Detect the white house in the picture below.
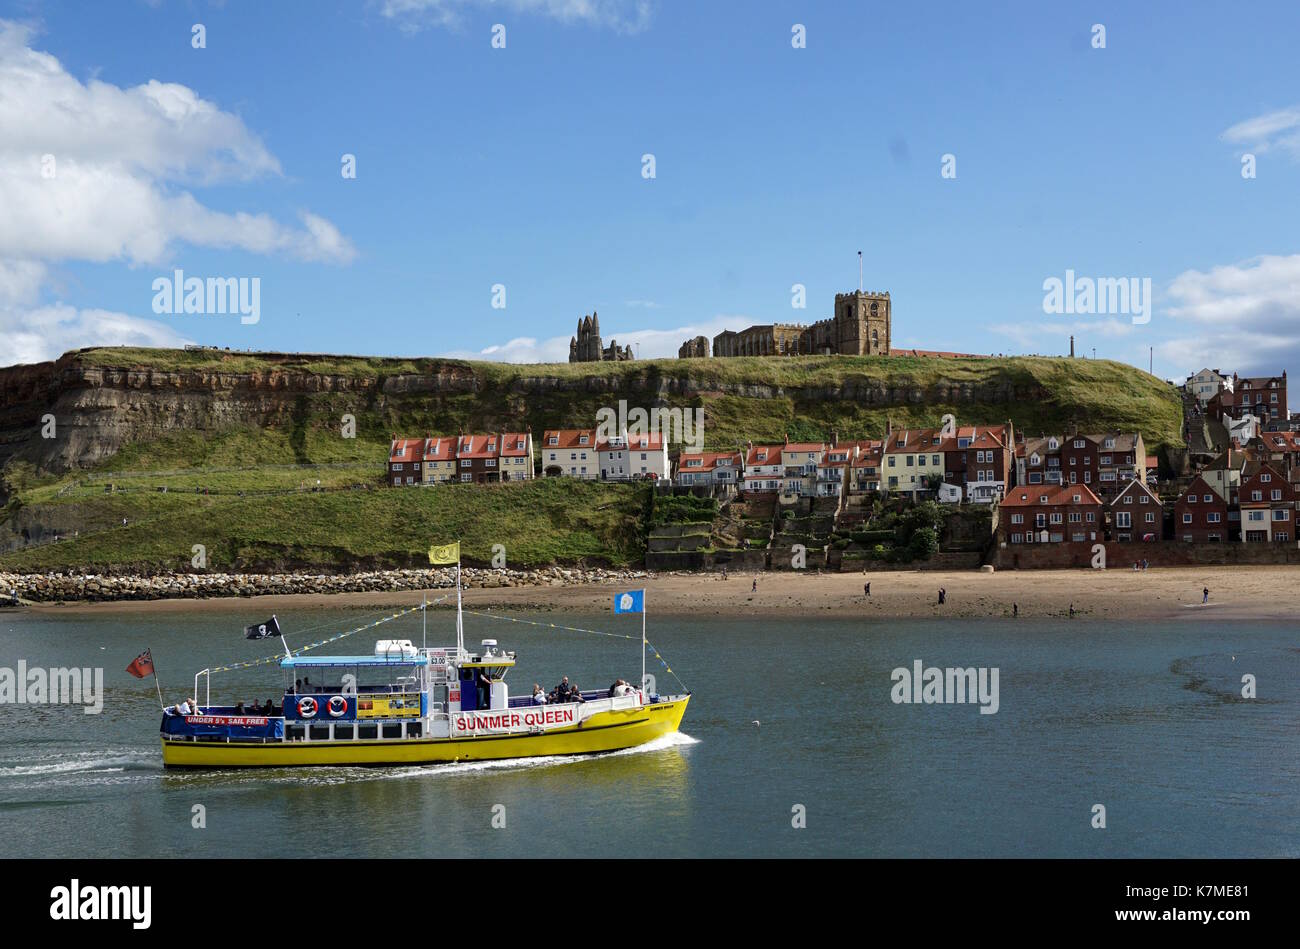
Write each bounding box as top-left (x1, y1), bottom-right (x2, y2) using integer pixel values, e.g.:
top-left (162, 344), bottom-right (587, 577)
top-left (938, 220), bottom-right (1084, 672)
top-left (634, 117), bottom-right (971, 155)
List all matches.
top-left (597, 431), bottom-right (668, 481)
top-left (1186, 368), bottom-right (1229, 405)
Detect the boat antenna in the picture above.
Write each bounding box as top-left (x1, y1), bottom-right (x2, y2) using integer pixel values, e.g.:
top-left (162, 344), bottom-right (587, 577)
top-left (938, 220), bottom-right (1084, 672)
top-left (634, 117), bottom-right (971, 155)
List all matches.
top-left (422, 592), bottom-right (427, 650)
top-left (640, 587), bottom-right (647, 696)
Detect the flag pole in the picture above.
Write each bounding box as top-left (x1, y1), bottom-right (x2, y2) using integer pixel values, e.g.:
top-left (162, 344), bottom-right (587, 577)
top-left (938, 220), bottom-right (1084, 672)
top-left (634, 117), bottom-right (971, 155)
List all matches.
top-left (641, 588), bottom-right (647, 697)
top-left (150, 647), bottom-right (164, 711)
top-left (275, 614), bottom-right (290, 660)
top-left (422, 592), bottom-right (427, 651)
top-left (455, 552), bottom-right (464, 658)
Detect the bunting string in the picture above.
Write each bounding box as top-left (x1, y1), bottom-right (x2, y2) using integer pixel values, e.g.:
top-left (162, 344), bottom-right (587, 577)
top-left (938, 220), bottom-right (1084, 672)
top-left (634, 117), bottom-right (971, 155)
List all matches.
top-left (208, 598), bottom-right (448, 674)
top-left (461, 608), bottom-right (689, 694)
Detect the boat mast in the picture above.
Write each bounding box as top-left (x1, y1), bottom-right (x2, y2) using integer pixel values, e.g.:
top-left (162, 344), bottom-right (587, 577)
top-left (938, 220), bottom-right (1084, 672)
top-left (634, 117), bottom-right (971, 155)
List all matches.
top-left (641, 587), bottom-right (647, 696)
top-left (455, 552), bottom-right (464, 658)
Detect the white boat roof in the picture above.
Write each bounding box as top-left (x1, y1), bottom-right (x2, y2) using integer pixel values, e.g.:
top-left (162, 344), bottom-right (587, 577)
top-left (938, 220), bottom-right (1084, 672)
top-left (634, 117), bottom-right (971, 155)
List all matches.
top-left (279, 655), bottom-right (428, 668)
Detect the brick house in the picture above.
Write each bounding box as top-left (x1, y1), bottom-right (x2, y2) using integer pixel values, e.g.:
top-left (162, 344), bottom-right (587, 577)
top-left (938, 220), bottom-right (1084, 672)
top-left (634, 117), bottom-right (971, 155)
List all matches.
top-left (1238, 461), bottom-right (1295, 543)
top-left (541, 429), bottom-right (598, 479)
top-left (1211, 372), bottom-right (1287, 422)
top-left (388, 438), bottom-right (422, 487)
top-left (940, 423), bottom-right (1013, 503)
top-left (1000, 483), bottom-right (1104, 546)
top-left (1173, 475), bottom-right (1229, 543)
top-left (1108, 478), bottom-right (1162, 542)
top-left (1019, 430), bottom-right (1144, 503)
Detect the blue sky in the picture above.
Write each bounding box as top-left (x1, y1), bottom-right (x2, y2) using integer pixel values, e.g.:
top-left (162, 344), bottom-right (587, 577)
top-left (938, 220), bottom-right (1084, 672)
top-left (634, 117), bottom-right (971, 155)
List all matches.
top-left (3, 0), bottom-right (1300, 380)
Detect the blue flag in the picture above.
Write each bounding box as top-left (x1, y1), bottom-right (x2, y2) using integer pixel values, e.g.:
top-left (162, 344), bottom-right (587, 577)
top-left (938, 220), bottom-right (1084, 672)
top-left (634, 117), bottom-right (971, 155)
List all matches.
top-left (613, 590), bottom-right (645, 614)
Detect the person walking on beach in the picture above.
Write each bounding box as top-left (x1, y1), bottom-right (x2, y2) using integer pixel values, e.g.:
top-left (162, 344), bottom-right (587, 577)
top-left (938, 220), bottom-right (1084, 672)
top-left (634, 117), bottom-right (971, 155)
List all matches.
top-left (937, 588), bottom-right (946, 605)
top-left (864, 582), bottom-right (871, 597)
top-left (1202, 586), bottom-right (1209, 604)
top-left (1012, 602), bottom-right (1018, 618)
top-left (752, 578), bottom-right (757, 593)
top-left (1069, 603), bottom-right (1075, 618)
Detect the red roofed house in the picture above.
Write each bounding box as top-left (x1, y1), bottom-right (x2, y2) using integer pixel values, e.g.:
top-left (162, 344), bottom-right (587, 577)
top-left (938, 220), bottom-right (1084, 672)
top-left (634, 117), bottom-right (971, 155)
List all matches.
top-left (388, 438), bottom-right (422, 487)
top-left (421, 436), bottom-right (456, 484)
top-left (939, 423), bottom-right (1014, 504)
top-left (816, 441), bottom-right (853, 499)
top-left (1173, 475), bottom-right (1229, 543)
top-left (497, 431), bottom-right (535, 482)
top-left (846, 439), bottom-right (883, 493)
top-left (1108, 478), bottom-right (1162, 542)
top-left (999, 483), bottom-right (1103, 547)
top-left (740, 443), bottom-right (785, 494)
top-left (541, 429), bottom-right (598, 479)
top-left (675, 450), bottom-right (743, 490)
top-left (1238, 461), bottom-right (1295, 543)
top-left (781, 437), bottom-right (826, 499)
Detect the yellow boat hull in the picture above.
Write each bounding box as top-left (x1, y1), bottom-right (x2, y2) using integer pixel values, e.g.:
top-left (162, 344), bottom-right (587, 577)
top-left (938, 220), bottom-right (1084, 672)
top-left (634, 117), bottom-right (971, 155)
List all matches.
top-left (161, 696), bottom-right (690, 768)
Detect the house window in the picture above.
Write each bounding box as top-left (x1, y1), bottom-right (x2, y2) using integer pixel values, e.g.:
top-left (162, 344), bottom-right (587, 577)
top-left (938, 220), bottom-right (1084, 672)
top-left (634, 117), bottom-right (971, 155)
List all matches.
top-left (461, 459), bottom-right (471, 467)
top-left (1208, 512), bottom-right (1221, 523)
top-left (461, 474), bottom-right (471, 482)
top-left (392, 464), bottom-right (403, 471)
top-left (1183, 513), bottom-right (1192, 523)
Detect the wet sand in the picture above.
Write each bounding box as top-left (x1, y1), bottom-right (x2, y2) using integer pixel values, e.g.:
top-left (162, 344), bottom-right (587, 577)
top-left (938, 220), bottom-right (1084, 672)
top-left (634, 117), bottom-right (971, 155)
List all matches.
top-left (15, 565), bottom-right (1290, 621)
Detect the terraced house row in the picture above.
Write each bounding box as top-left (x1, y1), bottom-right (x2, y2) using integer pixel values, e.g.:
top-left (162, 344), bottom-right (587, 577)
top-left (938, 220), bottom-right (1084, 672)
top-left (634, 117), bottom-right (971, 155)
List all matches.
top-left (387, 432), bottom-right (535, 486)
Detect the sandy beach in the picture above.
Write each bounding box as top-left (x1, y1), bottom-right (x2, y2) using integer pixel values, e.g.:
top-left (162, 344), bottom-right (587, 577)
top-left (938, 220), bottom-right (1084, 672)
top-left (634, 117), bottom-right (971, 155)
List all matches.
top-left (14, 565), bottom-right (1294, 622)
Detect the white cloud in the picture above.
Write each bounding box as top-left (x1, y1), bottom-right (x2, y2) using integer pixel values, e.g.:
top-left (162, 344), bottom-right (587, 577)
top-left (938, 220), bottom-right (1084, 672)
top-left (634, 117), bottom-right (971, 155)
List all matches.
top-left (440, 314), bottom-right (745, 362)
top-left (0, 19), bottom-right (355, 366)
top-left (381, 0), bottom-right (654, 33)
top-left (1159, 253), bottom-right (1300, 375)
top-left (1221, 107), bottom-right (1300, 159)
top-left (988, 316), bottom-right (1134, 354)
top-left (2, 304), bottom-right (192, 367)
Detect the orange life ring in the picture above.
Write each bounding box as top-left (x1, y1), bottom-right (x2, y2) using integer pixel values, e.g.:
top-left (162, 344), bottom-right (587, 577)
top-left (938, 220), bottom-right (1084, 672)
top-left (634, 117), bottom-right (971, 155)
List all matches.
top-left (297, 696), bottom-right (318, 718)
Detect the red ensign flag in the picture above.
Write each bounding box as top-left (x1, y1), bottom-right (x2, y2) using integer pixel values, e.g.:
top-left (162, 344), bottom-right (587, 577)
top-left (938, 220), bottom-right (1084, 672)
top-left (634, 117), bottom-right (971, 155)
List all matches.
top-left (126, 649), bottom-right (154, 679)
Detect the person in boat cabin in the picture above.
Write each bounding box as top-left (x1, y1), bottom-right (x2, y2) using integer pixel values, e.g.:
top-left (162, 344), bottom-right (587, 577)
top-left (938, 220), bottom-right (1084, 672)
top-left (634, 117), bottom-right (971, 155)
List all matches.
top-left (532, 684), bottom-right (547, 704)
top-left (477, 671), bottom-right (493, 709)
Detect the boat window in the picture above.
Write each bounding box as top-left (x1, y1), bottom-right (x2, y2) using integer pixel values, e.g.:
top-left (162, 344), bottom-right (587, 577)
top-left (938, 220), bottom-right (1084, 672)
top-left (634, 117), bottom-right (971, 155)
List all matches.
top-left (382, 723), bottom-right (403, 739)
top-left (287, 724), bottom-right (306, 742)
top-left (406, 722), bottom-right (422, 738)
top-left (310, 725), bottom-right (330, 741)
top-left (334, 724), bottom-right (355, 740)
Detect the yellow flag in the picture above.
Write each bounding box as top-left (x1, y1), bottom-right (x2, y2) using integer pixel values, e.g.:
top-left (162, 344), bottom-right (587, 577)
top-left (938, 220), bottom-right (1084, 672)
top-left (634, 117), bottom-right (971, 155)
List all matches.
top-left (428, 542), bottom-right (460, 565)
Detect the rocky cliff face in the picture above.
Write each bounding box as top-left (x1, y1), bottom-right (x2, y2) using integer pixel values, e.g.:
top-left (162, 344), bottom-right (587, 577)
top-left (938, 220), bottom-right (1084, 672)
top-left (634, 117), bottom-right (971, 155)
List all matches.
top-left (1, 348), bottom-right (1150, 483)
top-left (0, 350), bottom-right (1050, 476)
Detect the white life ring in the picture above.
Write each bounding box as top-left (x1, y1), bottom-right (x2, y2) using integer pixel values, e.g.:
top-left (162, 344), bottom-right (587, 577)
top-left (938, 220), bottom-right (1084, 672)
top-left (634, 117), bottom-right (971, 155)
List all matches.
top-left (327, 695), bottom-right (348, 718)
top-left (298, 696), bottom-right (318, 719)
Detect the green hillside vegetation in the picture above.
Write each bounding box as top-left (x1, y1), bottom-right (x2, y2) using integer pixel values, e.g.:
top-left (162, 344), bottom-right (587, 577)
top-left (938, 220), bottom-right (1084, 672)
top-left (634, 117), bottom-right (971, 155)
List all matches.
top-left (0, 348), bottom-right (1183, 573)
top-left (1, 478), bottom-right (647, 572)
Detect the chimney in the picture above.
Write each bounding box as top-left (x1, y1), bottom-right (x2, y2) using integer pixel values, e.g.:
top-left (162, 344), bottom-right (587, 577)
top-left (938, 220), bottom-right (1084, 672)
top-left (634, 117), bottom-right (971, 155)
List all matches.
top-left (784, 433), bottom-right (790, 446)
top-left (830, 428), bottom-right (839, 447)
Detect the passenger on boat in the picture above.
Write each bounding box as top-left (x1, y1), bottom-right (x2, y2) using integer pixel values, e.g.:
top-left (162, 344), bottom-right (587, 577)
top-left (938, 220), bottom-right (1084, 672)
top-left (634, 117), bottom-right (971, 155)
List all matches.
top-left (294, 679), bottom-right (302, 694)
top-left (477, 671), bottom-right (493, 709)
top-left (568, 684), bottom-right (585, 704)
top-left (235, 701), bottom-right (245, 714)
top-left (553, 676), bottom-right (571, 703)
top-left (609, 679), bottom-right (634, 697)
top-left (531, 684), bottom-right (547, 704)
top-left (263, 699), bottom-right (275, 715)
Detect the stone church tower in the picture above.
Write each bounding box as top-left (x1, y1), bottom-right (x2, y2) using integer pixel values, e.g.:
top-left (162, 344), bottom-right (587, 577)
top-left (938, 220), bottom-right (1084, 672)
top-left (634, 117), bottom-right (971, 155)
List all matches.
top-left (833, 290), bottom-right (891, 355)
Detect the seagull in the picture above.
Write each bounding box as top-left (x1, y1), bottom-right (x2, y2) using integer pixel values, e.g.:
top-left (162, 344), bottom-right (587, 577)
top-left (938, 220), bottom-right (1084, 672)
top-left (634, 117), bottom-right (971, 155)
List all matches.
top-left (751, 720), bottom-right (760, 726)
